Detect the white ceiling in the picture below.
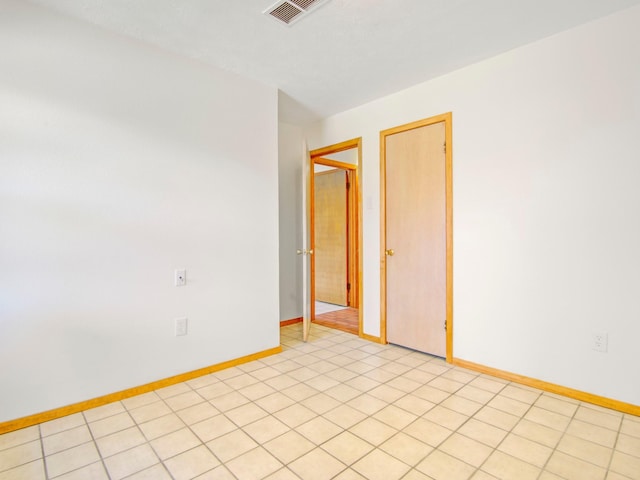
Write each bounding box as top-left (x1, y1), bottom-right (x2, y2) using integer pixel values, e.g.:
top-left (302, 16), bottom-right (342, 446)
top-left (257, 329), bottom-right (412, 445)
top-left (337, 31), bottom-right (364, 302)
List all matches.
top-left (27, 0), bottom-right (640, 125)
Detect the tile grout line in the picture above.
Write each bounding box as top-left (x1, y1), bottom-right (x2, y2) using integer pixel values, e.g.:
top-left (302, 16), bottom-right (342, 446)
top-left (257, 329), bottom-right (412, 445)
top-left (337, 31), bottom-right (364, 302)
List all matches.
top-left (80, 409), bottom-right (112, 480)
top-left (37, 424), bottom-right (49, 480)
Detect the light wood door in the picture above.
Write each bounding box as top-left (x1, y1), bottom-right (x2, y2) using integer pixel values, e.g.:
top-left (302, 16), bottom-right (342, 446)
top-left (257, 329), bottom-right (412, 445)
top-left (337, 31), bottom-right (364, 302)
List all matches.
top-left (314, 169), bottom-right (348, 306)
top-left (385, 120), bottom-right (446, 356)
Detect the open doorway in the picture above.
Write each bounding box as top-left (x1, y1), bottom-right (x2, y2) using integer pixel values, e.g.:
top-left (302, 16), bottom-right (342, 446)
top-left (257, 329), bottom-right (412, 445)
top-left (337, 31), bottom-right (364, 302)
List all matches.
top-left (309, 139), bottom-right (362, 336)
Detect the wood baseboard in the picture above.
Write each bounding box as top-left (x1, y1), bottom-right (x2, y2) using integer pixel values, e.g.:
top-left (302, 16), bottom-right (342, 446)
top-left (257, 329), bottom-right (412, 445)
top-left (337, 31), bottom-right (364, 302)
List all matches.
top-left (452, 357), bottom-right (640, 416)
top-left (0, 346), bottom-right (282, 435)
top-left (280, 317), bottom-right (303, 326)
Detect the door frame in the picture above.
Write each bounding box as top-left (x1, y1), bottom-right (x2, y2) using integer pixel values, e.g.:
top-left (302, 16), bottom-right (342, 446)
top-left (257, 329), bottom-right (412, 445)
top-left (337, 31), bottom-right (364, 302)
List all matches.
top-left (380, 113), bottom-right (453, 362)
top-left (309, 138), bottom-right (363, 336)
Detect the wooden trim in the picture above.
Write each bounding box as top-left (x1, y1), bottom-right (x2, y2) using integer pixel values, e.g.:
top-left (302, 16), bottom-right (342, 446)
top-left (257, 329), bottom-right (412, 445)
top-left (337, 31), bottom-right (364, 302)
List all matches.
top-left (280, 317), bottom-right (303, 326)
top-left (452, 358), bottom-right (640, 416)
top-left (360, 332), bottom-right (385, 344)
top-left (315, 157), bottom-right (357, 171)
top-left (380, 113), bottom-right (453, 361)
top-left (444, 112), bottom-right (453, 363)
top-left (310, 138), bottom-right (361, 159)
top-left (0, 346), bottom-right (282, 435)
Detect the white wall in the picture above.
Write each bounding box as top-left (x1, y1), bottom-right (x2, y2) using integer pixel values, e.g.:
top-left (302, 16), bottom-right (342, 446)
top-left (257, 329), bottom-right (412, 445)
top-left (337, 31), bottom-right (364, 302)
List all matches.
top-left (0, 1), bottom-right (279, 422)
top-left (304, 6), bottom-right (640, 405)
top-left (278, 123), bottom-right (303, 321)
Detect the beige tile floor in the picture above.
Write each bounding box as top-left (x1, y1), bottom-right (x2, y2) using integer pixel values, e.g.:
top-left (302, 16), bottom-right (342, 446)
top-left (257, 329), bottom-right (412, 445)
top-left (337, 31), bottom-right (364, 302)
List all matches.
top-left (1, 323), bottom-right (639, 480)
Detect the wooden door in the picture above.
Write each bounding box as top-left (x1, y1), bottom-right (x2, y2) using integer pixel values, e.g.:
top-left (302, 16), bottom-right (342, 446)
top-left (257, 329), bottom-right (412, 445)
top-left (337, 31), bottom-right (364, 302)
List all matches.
top-left (384, 118), bottom-right (448, 356)
top-left (314, 168), bottom-right (348, 306)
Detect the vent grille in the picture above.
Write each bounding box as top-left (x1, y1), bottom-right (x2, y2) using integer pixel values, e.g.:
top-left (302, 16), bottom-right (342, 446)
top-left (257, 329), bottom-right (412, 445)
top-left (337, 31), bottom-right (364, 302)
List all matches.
top-left (290, 0), bottom-right (318, 9)
top-left (269, 2), bottom-right (303, 24)
top-left (264, 0), bottom-right (329, 26)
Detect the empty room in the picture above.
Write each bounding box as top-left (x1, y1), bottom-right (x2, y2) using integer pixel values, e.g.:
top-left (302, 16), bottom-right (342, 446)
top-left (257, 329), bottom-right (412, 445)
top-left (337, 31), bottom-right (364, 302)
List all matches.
top-left (1, 1), bottom-right (639, 479)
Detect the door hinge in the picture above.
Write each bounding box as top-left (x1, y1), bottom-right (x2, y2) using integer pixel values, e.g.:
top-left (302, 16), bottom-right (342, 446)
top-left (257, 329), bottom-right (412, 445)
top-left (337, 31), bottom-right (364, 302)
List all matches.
top-left (346, 182), bottom-right (351, 189)
top-left (444, 320), bottom-right (447, 331)
top-left (347, 283), bottom-right (351, 291)
top-left (443, 142), bottom-right (446, 153)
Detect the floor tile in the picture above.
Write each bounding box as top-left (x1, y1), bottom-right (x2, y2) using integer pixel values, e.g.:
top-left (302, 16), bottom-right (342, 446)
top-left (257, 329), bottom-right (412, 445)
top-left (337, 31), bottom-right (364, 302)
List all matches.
top-left (288, 448), bottom-right (346, 480)
top-left (41, 425), bottom-right (92, 456)
top-left (243, 415), bottom-right (290, 444)
top-left (88, 412), bottom-right (135, 439)
top-left (0, 440), bottom-right (42, 472)
top-left (273, 404), bottom-right (317, 428)
top-left (190, 414), bottom-right (238, 443)
top-left (321, 431), bottom-right (374, 466)
top-left (574, 406), bottom-right (622, 431)
top-left (150, 427), bottom-right (201, 460)
top-left (263, 430), bottom-right (315, 464)
top-left (295, 416), bottom-right (342, 445)
top-left (163, 445), bottom-right (220, 480)
top-left (350, 417), bottom-right (397, 446)
top-left (224, 402), bottom-right (268, 427)
top-left (497, 432), bottom-right (553, 467)
top-left (0, 427), bottom-right (39, 451)
top-left (393, 394), bottom-right (436, 417)
top-left (225, 447), bottom-right (283, 480)
top-left (95, 426), bottom-right (146, 458)
top-left (129, 401), bottom-right (172, 424)
top-left (373, 404), bottom-right (417, 430)
top-left (535, 394), bottom-right (579, 417)
top-left (556, 433), bottom-right (613, 468)
top-left (481, 450), bottom-right (541, 480)
top-left (609, 451), bottom-right (640, 479)
top-left (103, 443), bottom-right (158, 480)
top-left (379, 432), bottom-right (432, 466)
top-left (487, 394), bottom-right (530, 417)
top-left (121, 392), bottom-right (162, 411)
top-left (439, 432), bottom-right (493, 467)
top-left (423, 405), bottom-right (468, 430)
top-left (208, 391), bottom-right (251, 412)
top-left (346, 394), bottom-right (388, 416)
top-left (206, 429), bottom-right (258, 462)
top-left (176, 401), bottom-right (219, 426)
top-left (40, 414), bottom-right (86, 438)
top-left (499, 384), bottom-right (540, 404)
top-left (125, 463), bottom-right (173, 480)
top-left (155, 383), bottom-right (192, 400)
top-left (511, 418), bottom-right (563, 448)
top-left (138, 414), bottom-right (185, 440)
top-left (83, 402), bottom-right (126, 423)
top-left (415, 449), bottom-right (476, 480)
top-left (620, 417), bottom-right (640, 439)
top-left (403, 418), bottom-right (452, 448)
top-left (164, 391), bottom-right (206, 412)
top-left (566, 419), bottom-right (618, 448)
top-left (54, 461), bottom-right (109, 480)
top-left (615, 433), bottom-right (640, 458)
top-left (352, 449), bottom-right (410, 480)
top-left (300, 393), bottom-right (342, 415)
top-left (0, 460), bottom-right (45, 480)
top-left (45, 442), bottom-right (100, 478)
top-left (545, 450), bottom-right (608, 480)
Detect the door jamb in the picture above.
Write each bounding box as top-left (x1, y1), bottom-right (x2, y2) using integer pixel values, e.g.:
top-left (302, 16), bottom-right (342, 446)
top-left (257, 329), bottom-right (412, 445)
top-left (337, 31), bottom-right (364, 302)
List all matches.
top-left (380, 113), bottom-right (453, 362)
top-left (309, 138), bottom-right (363, 337)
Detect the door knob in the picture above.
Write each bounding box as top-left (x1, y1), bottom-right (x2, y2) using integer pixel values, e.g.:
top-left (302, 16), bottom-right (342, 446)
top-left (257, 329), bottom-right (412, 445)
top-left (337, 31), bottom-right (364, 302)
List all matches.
top-left (385, 249), bottom-right (395, 256)
top-left (296, 249), bottom-right (303, 255)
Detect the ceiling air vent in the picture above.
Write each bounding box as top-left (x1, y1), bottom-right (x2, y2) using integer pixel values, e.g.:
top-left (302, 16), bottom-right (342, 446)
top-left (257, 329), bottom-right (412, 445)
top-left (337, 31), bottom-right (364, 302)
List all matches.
top-left (264, 0), bottom-right (330, 26)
